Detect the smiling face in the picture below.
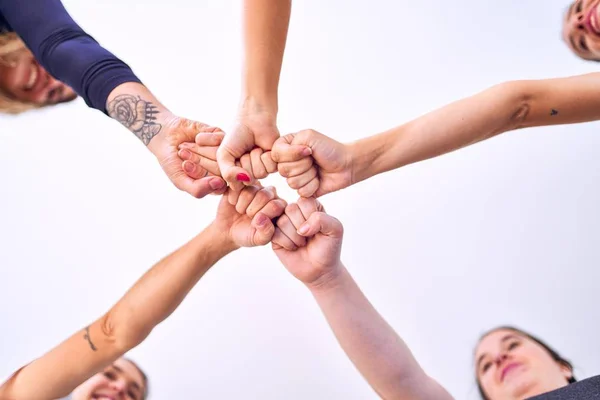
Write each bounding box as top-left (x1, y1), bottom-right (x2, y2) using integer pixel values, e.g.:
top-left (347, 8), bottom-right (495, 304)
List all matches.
top-left (0, 48), bottom-right (77, 106)
top-left (474, 329), bottom-right (573, 400)
top-left (70, 358), bottom-right (146, 400)
top-left (563, 0), bottom-right (600, 60)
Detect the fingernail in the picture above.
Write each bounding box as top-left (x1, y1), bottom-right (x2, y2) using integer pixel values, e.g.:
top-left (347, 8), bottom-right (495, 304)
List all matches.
top-left (302, 147), bottom-right (312, 156)
top-left (237, 173), bottom-right (251, 182)
top-left (179, 149), bottom-right (192, 159)
top-left (183, 162), bottom-right (195, 173)
top-left (256, 214), bottom-right (268, 227)
top-left (209, 178), bottom-right (225, 190)
top-left (297, 224), bottom-right (309, 235)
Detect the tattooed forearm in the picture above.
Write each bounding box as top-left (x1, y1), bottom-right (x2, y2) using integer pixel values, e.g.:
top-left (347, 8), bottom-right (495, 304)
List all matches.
top-left (108, 94), bottom-right (162, 145)
top-left (83, 326), bottom-right (97, 351)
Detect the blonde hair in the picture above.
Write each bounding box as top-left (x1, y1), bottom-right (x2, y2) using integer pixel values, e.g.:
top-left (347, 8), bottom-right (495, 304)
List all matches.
top-left (0, 32), bottom-right (42, 114)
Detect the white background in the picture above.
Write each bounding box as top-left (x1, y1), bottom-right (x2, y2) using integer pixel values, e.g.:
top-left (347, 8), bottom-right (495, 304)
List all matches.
top-left (1, 0), bottom-right (599, 398)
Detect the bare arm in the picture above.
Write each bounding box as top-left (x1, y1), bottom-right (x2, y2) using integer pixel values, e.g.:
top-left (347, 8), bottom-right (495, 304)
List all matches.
top-left (0, 223), bottom-right (236, 400)
top-left (274, 203), bottom-right (452, 400)
top-left (240, 0), bottom-right (291, 112)
top-left (310, 266), bottom-right (453, 400)
top-left (351, 72), bottom-right (600, 183)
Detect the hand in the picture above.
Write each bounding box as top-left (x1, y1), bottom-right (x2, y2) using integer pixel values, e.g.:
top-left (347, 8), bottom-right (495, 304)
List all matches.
top-left (271, 129), bottom-right (354, 198)
top-left (216, 103), bottom-right (283, 191)
top-left (272, 197), bottom-right (344, 287)
top-left (214, 185), bottom-right (287, 248)
top-left (148, 116), bottom-right (227, 198)
top-left (179, 139), bottom-right (278, 183)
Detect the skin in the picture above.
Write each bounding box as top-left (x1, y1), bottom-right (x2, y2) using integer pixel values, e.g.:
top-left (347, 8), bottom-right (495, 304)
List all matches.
top-left (71, 358), bottom-right (146, 400)
top-left (563, 0), bottom-right (600, 60)
top-left (216, 0), bottom-right (294, 190)
top-left (475, 329), bottom-right (572, 400)
top-left (0, 185), bottom-right (285, 400)
top-left (0, 49), bottom-right (77, 105)
top-left (271, 198), bottom-right (453, 400)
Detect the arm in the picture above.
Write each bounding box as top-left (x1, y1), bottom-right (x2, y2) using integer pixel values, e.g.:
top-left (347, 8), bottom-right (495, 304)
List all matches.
top-left (241, 0), bottom-right (291, 113)
top-left (216, 0), bottom-right (292, 189)
top-left (272, 199), bottom-right (453, 400)
top-left (351, 72), bottom-right (600, 183)
top-left (0, 223), bottom-right (236, 400)
top-left (0, 0), bottom-right (140, 112)
top-left (0, 185), bottom-right (284, 400)
top-left (0, 0), bottom-right (227, 197)
top-left (310, 267), bottom-right (453, 400)
top-left (271, 72), bottom-right (600, 198)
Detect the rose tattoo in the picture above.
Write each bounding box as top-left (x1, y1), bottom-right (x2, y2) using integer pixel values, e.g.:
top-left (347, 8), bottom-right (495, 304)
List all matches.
top-left (108, 95), bottom-right (162, 145)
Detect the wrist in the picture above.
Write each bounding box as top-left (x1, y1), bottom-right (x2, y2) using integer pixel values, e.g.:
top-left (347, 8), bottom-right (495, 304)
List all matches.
top-left (205, 222), bottom-right (240, 254)
top-left (347, 129), bottom-right (398, 185)
top-left (106, 82), bottom-right (174, 151)
top-left (306, 262), bottom-right (348, 294)
top-left (238, 94), bottom-right (278, 118)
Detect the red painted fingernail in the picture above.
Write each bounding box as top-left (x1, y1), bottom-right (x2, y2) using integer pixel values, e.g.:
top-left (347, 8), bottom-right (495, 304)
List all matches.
top-left (237, 173), bottom-right (251, 182)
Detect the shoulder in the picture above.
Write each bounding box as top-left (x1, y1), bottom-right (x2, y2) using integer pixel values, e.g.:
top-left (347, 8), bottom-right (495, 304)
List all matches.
top-left (529, 375), bottom-right (600, 400)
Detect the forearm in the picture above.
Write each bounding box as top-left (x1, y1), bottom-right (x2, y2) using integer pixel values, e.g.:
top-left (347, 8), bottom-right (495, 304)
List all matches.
top-left (106, 82), bottom-right (174, 149)
top-left (310, 266), bottom-right (452, 400)
top-left (107, 222), bottom-right (237, 345)
top-left (241, 0), bottom-right (291, 113)
top-left (0, 223), bottom-right (237, 399)
top-left (350, 73), bottom-right (600, 184)
top-left (349, 82), bottom-right (527, 184)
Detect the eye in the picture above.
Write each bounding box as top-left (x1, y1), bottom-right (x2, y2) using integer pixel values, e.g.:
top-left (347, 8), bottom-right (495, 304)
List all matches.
top-left (482, 361), bottom-right (492, 373)
top-left (576, 0), bottom-right (583, 13)
top-left (104, 371), bottom-right (116, 380)
top-left (127, 390), bottom-right (138, 399)
top-left (508, 341), bottom-right (520, 350)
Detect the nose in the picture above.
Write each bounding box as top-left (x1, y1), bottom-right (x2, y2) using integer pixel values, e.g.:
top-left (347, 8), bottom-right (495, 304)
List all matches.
top-left (570, 7), bottom-right (587, 32)
top-left (110, 378), bottom-right (128, 392)
top-left (494, 352), bottom-right (509, 366)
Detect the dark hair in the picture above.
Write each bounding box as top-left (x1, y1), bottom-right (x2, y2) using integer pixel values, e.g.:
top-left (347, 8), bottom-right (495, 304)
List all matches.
top-left (475, 326), bottom-right (576, 400)
top-left (124, 358), bottom-right (150, 399)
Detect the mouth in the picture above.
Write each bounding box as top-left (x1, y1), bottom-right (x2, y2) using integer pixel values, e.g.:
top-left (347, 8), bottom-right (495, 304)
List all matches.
top-left (24, 62), bottom-right (39, 90)
top-left (500, 362), bottom-right (522, 382)
top-left (91, 395), bottom-right (116, 400)
top-left (586, 2), bottom-right (600, 35)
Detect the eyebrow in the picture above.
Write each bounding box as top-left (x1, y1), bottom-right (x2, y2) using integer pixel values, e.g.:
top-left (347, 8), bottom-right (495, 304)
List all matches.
top-left (476, 334), bottom-right (520, 369)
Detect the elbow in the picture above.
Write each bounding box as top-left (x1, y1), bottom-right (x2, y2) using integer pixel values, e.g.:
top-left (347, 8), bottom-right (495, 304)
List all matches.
top-left (100, 309), bottom-right (153, 353)
top-left (489, 80), bottom-right (533, 131)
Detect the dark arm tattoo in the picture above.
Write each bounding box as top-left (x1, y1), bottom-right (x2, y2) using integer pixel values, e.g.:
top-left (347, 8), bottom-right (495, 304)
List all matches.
top-left (107, 94), bottom-right (162, 145)
top-left (550, 109), bottom-right (558, 116)
top-left (83, 326), bottom-right (97, 351)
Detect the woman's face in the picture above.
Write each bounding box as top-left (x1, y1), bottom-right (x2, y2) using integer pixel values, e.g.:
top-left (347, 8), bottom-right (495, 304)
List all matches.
top-left (474, 329), bottom-right (572, 400)
top-left (0, 49), bottom-right (77, 106)
top-left (71, 358), bottom-right (146, 400)
top-left (563, 0), bottom-right (600, 60)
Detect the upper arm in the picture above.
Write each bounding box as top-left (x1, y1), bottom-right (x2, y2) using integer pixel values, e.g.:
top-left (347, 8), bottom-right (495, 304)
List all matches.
top-left (0, 314), bottom-right (127, 400)
top-left (0, 0), bottom-right (141, 111)
top-left (509, 72), bottom-right (600, 129)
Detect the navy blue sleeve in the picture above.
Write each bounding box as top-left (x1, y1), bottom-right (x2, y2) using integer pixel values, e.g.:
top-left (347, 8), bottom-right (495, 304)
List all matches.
top-left (0, 0), bottom-right (142, 113)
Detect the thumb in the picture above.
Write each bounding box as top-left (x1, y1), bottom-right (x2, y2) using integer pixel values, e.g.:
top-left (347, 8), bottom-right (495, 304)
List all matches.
top-left (251, 212), bottom-right (276, 246)
top-left (271, 134), bottom-right (312, 163)
top-left (296, 212), bottom-right (343, 239)
top-left (217, 146), bottom-right (252, 191)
